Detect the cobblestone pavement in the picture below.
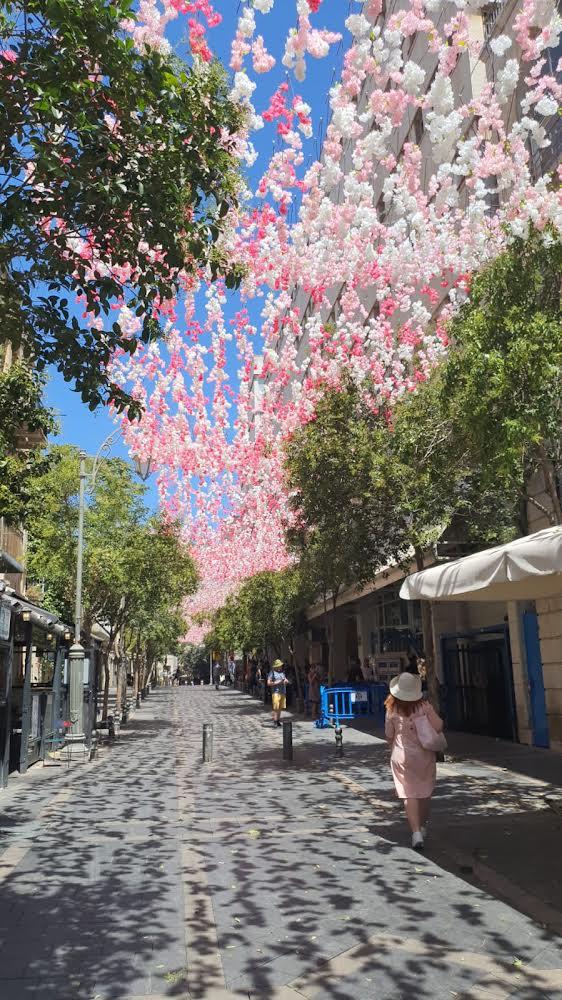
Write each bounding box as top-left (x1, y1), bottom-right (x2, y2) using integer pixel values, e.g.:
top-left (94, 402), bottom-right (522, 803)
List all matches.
top-left (0, 687), bottom-right (561, 1000)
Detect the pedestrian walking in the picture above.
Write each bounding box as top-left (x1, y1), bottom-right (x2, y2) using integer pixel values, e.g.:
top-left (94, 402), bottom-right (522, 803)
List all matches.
top-left (268, 658), bottom-right (290, 727)
top-left (307, 664), bottom-right (321, 720)
top-left (228, 654), bottom-right (236, 686)
top-left (212, 659), bottom-right (221, 691)
top-left (384, 672), bottom-right (446, 851)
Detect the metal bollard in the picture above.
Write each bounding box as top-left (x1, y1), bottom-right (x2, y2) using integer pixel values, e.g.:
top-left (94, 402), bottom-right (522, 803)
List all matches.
top-left (282, 720), bottom-right (293, 762)
top-left (334, 724), bottom-right (344, 757)
top-left (202, 722), bottom-right (214, 763)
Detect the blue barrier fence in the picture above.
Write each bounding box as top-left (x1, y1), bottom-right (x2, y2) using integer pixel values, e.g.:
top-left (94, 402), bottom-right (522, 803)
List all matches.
top-left (315, 683), bottom-right (387, 729)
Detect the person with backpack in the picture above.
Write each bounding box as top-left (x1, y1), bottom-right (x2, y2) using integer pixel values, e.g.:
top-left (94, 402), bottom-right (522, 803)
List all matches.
top-left (267, 658), bottom-right (290, 727)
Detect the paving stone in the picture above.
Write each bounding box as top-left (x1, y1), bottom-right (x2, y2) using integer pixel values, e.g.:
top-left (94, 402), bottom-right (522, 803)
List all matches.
top-left (0, 689), bottom-right (560, 1000)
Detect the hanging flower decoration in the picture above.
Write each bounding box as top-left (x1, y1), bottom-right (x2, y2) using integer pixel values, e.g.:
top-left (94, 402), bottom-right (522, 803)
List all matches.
top-left (109, 0), bottom-right (562, 638)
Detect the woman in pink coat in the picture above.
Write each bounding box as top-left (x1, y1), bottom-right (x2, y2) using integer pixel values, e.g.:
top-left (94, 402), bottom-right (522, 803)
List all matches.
top-left (385, 671), bottom-right (444, 851)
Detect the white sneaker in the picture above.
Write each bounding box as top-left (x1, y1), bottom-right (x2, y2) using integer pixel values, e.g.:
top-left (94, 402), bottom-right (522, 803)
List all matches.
top-left (412, 831), bottom-right (424, 851)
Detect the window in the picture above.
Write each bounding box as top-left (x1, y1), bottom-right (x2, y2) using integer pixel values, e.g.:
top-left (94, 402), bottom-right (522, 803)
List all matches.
top-left (297, 296), bottom-right (315, 346)
top-left (482, 1), bottom-right (507, 38)
top-left (483, 177), bottom-right (500, 215)
top-left (545, 31), bottom-right (562, 78)
top-left (326, 287), bottom-right (344, 327)
top-left (408, 108), bottom-right (424, 145)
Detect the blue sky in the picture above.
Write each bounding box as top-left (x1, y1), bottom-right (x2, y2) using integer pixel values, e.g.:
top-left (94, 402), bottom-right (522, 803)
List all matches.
top-left (46, 1), bottom-right (354, 508)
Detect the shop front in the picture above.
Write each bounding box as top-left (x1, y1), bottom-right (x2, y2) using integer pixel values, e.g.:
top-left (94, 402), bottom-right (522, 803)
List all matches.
top-left (10, 605), bottom-right (72, 775)
top-left (0, 584), bottom-right (73, 783)
top-left (0, 599), bottom-right (14, 787)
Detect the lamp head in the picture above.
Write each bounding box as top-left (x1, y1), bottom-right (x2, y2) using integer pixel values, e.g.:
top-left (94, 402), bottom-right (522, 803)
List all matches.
top-left (133, 454), bottom-right (154, 481)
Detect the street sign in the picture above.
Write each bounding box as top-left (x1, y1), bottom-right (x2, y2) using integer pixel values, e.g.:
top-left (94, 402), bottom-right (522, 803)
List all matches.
top-left (350, 691), bottom-right (368, 703)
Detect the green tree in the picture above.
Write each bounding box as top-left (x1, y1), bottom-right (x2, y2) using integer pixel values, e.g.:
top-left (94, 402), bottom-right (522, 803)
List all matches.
top-left (124, 520), bottom-right (197, 699)
top-left (0, 0), bottom-right (244, 414)
top-left (443, 230), bottom-right (562, 525)
top-left (206, 568), bottom-right (308, 685)
top-left (284, 378), bottom-right (519, 701)
top-left (180, 644), bottom-right (210, 684)
top-left (284, 386), bottom-right (399, 683)
top-left (382, 375), bottom-right (519, 704)
top-left (26, 446), bottom-right (197, 717)
top-left (26, 446), bottom-right (147, 714)
top-left (0, 361), bottom-right (56, 523)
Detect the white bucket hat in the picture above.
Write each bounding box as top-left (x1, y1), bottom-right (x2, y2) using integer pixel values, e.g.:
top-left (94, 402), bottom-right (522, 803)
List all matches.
top-left (389, 672), bottom-right (422, 702)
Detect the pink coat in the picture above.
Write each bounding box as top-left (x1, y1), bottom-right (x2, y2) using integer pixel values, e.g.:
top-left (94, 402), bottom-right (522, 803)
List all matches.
top-left (385, 702), bottom-right (444, 800)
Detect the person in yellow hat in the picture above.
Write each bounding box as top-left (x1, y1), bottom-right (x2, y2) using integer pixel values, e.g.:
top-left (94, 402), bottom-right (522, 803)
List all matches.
top-left (268, 659), bottom-right (290, 727)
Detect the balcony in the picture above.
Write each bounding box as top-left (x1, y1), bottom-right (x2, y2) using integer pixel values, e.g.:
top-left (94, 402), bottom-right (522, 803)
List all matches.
top-left (0, 519), bottom-right (25, 573)
top-left (13, 423), bottom-right (47, 451)
top-left (529, 114), bottom-right (562, 182)
top-left (482, 1), bottom-right (508, 38)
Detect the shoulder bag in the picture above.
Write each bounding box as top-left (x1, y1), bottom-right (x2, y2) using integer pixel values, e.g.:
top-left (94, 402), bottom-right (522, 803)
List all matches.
top-left (414, 708), bottom-right (447, 753)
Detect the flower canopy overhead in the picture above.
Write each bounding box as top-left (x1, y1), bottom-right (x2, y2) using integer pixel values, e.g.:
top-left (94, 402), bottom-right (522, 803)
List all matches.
top-left (109, 0), bottom-right (561, 639)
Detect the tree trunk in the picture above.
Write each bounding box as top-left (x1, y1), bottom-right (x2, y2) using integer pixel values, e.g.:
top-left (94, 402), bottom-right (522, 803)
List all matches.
top-left (414, 547), bottom-right (440, 710)
top-left (101, 650), bottom-right (111, 722)
top-left (537, 445), bottom-right (562, 525)
top-left (115, 655), bottom-right (123, 713)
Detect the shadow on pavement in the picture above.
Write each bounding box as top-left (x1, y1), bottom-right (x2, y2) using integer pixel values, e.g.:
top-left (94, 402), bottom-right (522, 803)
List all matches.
top-left (0, 687), bottom-right (559, 1000)
top-left (179, 688), bottom-right (562, 1000)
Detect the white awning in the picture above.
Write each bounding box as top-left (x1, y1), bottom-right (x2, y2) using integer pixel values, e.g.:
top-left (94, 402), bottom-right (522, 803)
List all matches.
top-left (399, 526), bottom-right (562, 603)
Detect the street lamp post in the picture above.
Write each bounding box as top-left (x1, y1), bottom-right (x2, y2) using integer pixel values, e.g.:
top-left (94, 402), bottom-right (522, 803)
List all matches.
top-left (67, 451), bottom-right (88, 750)
top-left (68, 431), bottom-right (155, 754)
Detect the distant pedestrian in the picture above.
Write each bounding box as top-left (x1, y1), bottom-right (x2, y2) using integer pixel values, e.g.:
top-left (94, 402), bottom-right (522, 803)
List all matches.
top-left (212, 660), bottom-right (221, 691)
top-left (308, 664), bottom-right (321, 720)
top-left (384, 672), bottom-right (445, 852)
top-left (250, 659), bottom-right (259, 696)
top-left (417, 657), bottom-right (428, 694)
top-left (228, 655), bottom-right (236, 686)
top-left (268, 658), bottom-right (290, 727)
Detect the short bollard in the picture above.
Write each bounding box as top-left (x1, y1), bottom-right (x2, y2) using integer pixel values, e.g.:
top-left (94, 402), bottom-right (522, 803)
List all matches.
top-left (202, 722), bottom-right (214, 763)
top-left (282, 720), bottom-right (293, 762)
top-left (334, 724), bottom-right (344, 756)
top-left (136, 692), bottom-right (141, 709)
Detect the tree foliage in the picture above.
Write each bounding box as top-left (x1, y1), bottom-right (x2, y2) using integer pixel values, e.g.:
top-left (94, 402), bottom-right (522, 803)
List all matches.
top-left (0, 0), bottom-right (245, 413)
top-left (443, 229), bottom-right (562, 524)
top-left (207, 567), bottom-right (306, 657)
top-left (123, 519), bottom-right (198, 684)
top-left (0, 360), bottom-right (56, 523)
top-left (26, 445), bottom-right (197, 639)
top-left (284, 386), bottom-right (398, 597)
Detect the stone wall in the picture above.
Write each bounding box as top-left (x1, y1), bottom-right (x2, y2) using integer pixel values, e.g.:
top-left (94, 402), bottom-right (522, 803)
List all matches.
top-left (535, 596), bottom-right (562, 753)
